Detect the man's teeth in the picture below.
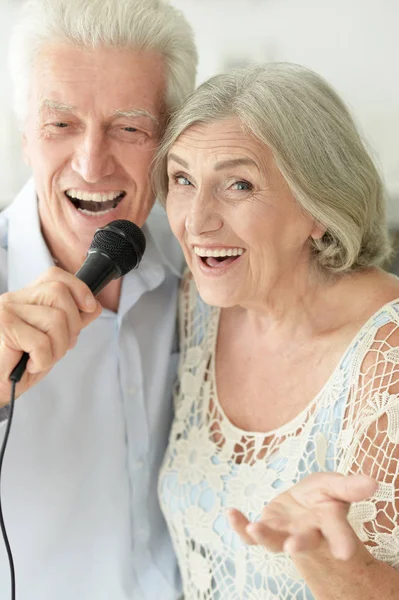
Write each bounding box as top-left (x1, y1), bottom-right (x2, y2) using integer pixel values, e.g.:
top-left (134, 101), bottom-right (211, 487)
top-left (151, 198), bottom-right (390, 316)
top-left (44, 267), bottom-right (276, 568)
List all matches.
top-left (66, 189), bottom-right (123, 202)
top-left (194, 247), bottom-right (244, 257)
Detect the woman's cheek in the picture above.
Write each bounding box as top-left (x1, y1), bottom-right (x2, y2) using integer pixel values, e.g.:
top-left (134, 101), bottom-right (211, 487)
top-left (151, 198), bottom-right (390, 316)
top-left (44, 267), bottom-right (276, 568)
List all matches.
top-left (166, 201), bottom-right (184, 241)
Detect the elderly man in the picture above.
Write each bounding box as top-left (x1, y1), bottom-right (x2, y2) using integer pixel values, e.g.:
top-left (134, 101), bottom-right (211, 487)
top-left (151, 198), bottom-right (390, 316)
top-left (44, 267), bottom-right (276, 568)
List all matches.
top-left (0, 0), bottom-right (197, 598)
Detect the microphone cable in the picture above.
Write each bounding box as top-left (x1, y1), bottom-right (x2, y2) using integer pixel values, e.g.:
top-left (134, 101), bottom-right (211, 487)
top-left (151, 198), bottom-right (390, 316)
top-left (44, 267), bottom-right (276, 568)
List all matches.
top-left (0, 356), bottom-right (24, 600)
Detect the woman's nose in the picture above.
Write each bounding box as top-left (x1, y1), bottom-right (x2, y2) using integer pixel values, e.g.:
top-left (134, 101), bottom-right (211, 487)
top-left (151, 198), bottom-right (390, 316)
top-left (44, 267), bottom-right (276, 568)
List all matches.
top-left (185, 191), bottom-right (223, 236)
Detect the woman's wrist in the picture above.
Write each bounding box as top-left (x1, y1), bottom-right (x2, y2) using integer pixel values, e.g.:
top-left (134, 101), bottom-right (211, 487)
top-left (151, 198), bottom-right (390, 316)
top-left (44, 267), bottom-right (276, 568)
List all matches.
top-left (291, 538), bottom-right (377, 584)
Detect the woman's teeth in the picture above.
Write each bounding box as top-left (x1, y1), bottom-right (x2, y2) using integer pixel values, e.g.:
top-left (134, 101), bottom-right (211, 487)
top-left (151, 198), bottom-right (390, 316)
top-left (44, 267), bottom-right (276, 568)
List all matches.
top-left (193, 246), bottom-right (245, 269)
top-left (65, 189), bottom-right (125, 214)
top-left (194, 247), bottom-right (244, 257)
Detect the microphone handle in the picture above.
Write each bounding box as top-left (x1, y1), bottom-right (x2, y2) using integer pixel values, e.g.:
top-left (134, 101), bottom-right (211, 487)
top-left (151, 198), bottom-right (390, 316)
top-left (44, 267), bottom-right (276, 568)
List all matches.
top-left (75, 250), bottom-right (120, 296)
top-left (9, 251), bottom-right (120, 383)
top-left (9, 354), bottom-right (29, 383)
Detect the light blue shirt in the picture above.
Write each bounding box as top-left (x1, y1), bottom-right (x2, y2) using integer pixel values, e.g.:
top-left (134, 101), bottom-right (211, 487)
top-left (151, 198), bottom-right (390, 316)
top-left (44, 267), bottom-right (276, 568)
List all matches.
top-left (0, 180), bottom-right (183, 600)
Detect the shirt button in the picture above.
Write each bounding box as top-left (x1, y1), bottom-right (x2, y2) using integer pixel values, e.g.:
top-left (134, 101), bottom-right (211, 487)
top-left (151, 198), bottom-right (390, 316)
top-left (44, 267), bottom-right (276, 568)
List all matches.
top-left (128, 385), bottom-right (138, 396)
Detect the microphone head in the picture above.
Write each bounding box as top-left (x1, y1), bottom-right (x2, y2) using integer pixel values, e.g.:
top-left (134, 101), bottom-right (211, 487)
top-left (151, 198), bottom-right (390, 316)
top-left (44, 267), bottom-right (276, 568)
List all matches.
top-left (90, 220), bottom-right (146, 276)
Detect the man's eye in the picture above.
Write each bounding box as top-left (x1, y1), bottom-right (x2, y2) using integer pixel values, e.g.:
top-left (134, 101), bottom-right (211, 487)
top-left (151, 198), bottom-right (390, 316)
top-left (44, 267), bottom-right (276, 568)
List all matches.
top-left (232, 180), bottom-right (252, 191)
top-left (53, 122), bottom-right (69, 128)
top-left (123, 127), bottom-right (138, 133)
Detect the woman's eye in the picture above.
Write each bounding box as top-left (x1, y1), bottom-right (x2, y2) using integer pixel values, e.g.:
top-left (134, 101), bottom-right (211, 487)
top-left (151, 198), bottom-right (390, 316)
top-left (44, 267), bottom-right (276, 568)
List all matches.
top-left (232, 180), bottom-right (252, 191)
top-left (175, 175), bottom-right (191, 186)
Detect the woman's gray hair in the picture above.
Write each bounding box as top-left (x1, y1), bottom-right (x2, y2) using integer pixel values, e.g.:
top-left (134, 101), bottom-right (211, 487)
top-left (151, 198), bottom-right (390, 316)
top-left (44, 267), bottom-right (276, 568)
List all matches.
top-left (9, 0), bottom-right (197, 126)
top-left (153, 63), bottom-right (392, 274)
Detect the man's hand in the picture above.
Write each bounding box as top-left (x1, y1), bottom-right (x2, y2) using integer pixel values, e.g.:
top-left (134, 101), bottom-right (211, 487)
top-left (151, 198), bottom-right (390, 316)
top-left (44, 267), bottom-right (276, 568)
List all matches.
top-left (0, 267), bottom-right (102, 406)
top-left (227, 472), bottom-right (377, 560)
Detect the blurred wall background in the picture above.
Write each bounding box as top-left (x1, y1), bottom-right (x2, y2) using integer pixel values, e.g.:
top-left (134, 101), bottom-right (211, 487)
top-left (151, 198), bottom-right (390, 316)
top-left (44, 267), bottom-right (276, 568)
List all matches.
top-left (1, 0), bottom-right (398, 227)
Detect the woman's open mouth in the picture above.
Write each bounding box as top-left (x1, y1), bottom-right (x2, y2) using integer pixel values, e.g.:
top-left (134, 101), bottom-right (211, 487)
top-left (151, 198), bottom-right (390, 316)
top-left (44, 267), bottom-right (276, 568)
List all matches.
top-left (65, 189), bottom-right (126, 215)
top-left (194, 246), bottom-right (245, 269)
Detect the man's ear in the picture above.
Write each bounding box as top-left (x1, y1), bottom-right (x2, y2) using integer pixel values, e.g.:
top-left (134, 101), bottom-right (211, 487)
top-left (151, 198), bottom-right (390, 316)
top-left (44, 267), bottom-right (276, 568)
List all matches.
top-left (22, 132), bottom-right (31, 167)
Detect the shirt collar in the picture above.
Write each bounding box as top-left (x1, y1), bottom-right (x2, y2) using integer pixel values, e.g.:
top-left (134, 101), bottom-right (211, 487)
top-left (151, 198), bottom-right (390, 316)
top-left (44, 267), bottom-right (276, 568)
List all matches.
top-left (4, 179), bottom-right (184, 300)
top-left (5, 179), bottom-right (55, 292)
top-left (116, 202), bottom-right (184, 318)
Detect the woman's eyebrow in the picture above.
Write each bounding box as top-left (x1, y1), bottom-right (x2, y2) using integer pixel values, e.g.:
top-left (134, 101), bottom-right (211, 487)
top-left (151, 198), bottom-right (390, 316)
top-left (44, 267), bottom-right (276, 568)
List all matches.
top-left (167, 155), bottom-right (258, 171)
top-left (168, 153), bottom-right (189, 168)
top-left (213, 158), bottom-right (258, 171)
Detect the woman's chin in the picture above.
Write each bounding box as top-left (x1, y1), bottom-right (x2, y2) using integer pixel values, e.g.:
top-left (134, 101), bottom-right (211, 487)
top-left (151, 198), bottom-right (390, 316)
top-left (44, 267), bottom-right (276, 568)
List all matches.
top-left (196, 285), bottom-right (238, 308)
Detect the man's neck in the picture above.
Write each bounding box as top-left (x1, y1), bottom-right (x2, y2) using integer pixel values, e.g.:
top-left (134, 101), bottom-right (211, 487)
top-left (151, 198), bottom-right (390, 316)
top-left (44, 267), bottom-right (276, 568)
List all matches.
top-left (95, 278), bottom-right (122, 312)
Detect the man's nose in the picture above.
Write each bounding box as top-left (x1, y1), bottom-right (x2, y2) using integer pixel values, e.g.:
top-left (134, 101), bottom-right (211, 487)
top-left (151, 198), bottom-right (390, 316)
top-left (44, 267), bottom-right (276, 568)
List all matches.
top-left (185, 189), bottom-right (223, 236)
top-left (71, 129), bottom-right (116, 183)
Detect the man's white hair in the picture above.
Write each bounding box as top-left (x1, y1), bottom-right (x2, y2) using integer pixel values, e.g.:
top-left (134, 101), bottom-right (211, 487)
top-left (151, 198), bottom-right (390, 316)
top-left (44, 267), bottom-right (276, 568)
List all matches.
top-left (9, 0), bottom-right (198, 127)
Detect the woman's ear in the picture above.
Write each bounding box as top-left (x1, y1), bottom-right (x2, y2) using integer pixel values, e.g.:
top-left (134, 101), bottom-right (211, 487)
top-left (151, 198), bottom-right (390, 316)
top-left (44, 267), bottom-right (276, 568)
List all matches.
top-left (310, 221), bottom-right (326, 240)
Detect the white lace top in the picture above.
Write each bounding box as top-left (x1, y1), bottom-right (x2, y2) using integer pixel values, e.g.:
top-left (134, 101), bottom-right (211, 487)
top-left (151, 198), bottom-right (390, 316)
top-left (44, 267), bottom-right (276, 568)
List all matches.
top-left (159, 272), bottom-right (399, 599)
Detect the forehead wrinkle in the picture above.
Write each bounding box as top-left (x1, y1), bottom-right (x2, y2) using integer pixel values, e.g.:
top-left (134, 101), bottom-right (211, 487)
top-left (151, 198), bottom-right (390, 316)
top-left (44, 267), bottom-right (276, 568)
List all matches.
top-left (172, 129), bottom-right (264, 169)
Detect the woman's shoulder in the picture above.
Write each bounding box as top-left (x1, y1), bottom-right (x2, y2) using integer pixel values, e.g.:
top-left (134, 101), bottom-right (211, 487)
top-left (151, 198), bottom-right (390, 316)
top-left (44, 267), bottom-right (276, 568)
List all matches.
top-left (343, 271), bottom-right (399, 359)
top-left (180, 266), bottom-right (200, 309)
top-left (356, 271), bottom-right (399, 335)
top-left (178, 267), bottom-right (217, 347)
top-left (335, 269), bottom-right (399, 334)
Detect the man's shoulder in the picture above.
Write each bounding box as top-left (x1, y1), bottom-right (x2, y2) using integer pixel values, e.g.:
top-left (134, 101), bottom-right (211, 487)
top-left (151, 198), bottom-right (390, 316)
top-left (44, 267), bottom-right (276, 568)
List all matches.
top-left (0, 209), bottom-right (9, 250)
top-left (0, 208), bottom-right (9, 294)
top-left (0, 180), bottom-right (35, 291)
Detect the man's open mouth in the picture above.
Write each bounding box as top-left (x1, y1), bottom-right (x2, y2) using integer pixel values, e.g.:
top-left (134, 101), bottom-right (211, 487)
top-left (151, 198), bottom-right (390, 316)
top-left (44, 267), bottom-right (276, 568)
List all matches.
top-left (65, 189), bottom-right (126, 215)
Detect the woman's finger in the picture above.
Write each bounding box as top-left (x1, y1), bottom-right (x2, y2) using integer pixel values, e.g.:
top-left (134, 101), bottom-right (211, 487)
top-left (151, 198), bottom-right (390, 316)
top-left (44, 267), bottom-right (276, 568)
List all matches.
top-left (226, 509), bottom-right (256, 545)
top-left (319, 504), bottom-right (359, 560)
top-left (246, 521), bottom-right (289, 552)
top-left (283, 528), bottom-right (323, 555)
top-left (292, 473), bottom-right (377, 505)
top-left (323, 474), bottom-right (378, 504)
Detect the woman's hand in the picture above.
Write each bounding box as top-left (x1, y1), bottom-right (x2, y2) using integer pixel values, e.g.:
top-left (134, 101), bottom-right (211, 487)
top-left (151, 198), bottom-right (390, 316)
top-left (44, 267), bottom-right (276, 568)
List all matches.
top-left (227, 472), bottom-right (377, 560)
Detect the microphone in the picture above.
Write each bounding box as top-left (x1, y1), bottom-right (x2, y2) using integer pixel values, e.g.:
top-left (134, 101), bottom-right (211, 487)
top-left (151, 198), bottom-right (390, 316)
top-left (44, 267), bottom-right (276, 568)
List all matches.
top-left (9, 219), bottom-right (146, 382)
top-left (75, 219), bottom-right (146, 295)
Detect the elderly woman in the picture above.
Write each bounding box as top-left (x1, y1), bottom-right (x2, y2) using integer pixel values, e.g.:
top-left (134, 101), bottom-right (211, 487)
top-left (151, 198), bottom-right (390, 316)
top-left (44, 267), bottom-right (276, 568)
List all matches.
top-left (154, 63), bottom-right (399, 599)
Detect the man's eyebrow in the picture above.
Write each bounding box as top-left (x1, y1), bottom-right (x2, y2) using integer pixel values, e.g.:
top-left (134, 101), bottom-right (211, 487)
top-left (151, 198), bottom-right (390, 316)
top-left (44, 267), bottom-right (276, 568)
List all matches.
top-left (111, 108), bottom-right (159, 126)
top-left (39, 102), bottom-right (159, 126)
top-left (39, 99), bottom-right (76, 112)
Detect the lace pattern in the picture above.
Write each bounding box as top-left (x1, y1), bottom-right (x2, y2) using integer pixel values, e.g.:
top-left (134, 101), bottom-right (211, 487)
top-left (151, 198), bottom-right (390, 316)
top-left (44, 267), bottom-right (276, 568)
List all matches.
top-left (159, 271), bottom-right (399, 599)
